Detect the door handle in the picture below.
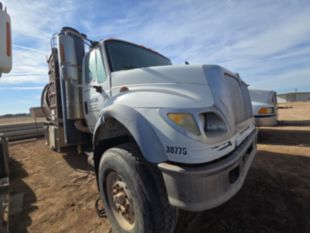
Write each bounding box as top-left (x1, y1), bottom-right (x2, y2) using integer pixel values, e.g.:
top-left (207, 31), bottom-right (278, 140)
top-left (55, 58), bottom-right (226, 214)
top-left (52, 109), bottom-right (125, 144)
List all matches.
top-left (91, 85), bottom-right (102, 93)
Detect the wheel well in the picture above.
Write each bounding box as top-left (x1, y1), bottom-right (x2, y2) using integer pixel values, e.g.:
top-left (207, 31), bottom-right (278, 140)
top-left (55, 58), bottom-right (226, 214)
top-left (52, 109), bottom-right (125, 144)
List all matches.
top-left (93, 118), bottom-right (140, 179)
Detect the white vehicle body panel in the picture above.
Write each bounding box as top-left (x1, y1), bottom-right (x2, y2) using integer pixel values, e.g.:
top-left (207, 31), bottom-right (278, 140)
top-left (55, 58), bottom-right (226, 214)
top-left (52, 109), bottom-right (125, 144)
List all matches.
top-left (250, 89), bottom-right (276, 105)
top-left (94, 65), bottom-right (256, 164)
top-left (137, 107), bottom-right (255, 164)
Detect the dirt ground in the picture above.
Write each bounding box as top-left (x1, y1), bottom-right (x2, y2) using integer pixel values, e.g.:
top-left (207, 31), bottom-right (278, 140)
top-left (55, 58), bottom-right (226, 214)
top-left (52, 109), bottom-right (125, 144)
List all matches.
top-left (7, 102), bottom-right (310, 233)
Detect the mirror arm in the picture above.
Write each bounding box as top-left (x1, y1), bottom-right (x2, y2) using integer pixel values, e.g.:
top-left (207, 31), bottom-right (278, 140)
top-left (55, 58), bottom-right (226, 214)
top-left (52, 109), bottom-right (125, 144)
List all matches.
top-left (91, 85), bottom-right (102, 93)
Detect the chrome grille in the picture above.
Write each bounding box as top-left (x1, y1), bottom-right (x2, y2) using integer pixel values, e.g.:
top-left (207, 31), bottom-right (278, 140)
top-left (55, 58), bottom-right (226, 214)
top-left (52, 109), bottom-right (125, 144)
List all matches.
top-left (225, 75), bottom-right (253, 124)
top-left (240, 82), bottom-right (253, 121)
top-left (204, 65), bottom-right (253, 127)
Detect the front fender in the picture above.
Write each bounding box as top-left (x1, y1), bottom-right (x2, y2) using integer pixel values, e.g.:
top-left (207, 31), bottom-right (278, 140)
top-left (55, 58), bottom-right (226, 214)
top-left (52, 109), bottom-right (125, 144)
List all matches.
top-left (93, 104), bottom-right (167, 163)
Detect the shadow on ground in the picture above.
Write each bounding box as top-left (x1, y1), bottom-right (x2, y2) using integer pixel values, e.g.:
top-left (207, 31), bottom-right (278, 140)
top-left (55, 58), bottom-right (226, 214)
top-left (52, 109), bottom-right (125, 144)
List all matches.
top-left (174, 150), bottom-right (310, 233)
top-left (258, 128), bottom-right (310, 146)
top-left (9, 158), bottom-right (37, 233)
top-left (61, 147), bottom-right (93, 172)
top-left (277, 120), bottom-right (310, 127)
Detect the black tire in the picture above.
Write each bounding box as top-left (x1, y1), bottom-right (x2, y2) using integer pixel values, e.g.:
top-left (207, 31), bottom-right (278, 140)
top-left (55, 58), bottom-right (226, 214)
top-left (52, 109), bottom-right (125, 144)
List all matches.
top-left (98, 143), bottom-right (178, 233)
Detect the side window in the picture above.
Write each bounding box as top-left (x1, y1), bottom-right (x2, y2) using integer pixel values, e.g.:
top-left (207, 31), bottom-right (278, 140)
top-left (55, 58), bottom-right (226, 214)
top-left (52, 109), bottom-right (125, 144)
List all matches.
top-left (86, 50), bottom-right (97, 84)
top-left (96, 49), bottom-right (106, 84)
top-left (86, 48), bottom-right (106, 84)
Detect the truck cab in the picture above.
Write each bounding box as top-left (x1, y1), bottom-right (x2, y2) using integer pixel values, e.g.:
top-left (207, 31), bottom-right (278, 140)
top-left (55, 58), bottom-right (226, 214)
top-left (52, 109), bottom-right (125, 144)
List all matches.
top-left (81, 39), bottom-right (173, 132)
top-left (42, 27), bottom-right (257, 233)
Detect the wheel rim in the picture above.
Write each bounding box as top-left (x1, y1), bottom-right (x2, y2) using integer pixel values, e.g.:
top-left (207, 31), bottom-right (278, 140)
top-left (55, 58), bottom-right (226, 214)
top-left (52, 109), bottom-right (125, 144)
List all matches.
top-left (106, 171), bottom-right (136, 231)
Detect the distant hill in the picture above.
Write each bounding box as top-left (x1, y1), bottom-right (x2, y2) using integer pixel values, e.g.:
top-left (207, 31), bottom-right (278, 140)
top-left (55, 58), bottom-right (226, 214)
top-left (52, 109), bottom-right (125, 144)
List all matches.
top-left (0, 113), bottom-right (30, 119)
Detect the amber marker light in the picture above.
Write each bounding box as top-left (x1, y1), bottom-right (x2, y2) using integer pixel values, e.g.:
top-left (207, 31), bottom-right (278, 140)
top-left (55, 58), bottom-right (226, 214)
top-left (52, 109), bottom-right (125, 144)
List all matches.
top-left (258, 107), bottom-right (274, 115)
top-left (6, 22), bottom-right (11, 57)
top-left (167, 113), bottom-right (200, 135)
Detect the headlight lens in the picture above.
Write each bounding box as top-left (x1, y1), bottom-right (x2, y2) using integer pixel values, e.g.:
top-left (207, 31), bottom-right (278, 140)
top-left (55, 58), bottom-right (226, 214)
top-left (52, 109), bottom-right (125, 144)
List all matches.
top-left (167, 113), bottom-right (200, 135)
top-left (258, 107), bottom-right (274, 115)
top-left (200, 112), bottom-right (227, 136)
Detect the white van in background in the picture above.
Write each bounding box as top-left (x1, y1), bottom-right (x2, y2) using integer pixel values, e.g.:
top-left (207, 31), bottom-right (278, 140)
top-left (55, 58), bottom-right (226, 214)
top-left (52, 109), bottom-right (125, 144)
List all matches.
top-left (249, 89), bottom-right (278, 126)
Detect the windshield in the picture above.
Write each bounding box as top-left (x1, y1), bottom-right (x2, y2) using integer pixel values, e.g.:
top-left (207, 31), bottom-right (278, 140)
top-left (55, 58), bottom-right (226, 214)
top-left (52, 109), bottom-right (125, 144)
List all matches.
top-left (105, 40), bottom-right (172, 72)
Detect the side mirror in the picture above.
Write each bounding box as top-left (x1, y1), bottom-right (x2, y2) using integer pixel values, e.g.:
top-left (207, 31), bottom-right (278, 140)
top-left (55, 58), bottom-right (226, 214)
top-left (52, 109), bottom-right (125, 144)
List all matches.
top-left (0, 4), bottom-right (12, 76)
top-left (91, 85), bottom-right (102, 93)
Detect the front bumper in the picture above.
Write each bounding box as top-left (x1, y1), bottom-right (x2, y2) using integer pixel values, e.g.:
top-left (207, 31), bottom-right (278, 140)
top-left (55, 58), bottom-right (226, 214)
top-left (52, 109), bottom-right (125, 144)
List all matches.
top-left (158, 128), bottom-right (257, 211)
top-left (255, 115), bottom-right (277, 126)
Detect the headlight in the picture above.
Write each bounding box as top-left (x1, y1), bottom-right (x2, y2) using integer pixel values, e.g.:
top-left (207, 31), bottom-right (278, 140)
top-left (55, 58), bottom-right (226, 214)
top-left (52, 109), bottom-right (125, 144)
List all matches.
top-left (199, 112), bottom-right (227, 137)
top-left (258, 107), bottom-right (274, 115)
top-left (167, 113), bottom-right (200, 135)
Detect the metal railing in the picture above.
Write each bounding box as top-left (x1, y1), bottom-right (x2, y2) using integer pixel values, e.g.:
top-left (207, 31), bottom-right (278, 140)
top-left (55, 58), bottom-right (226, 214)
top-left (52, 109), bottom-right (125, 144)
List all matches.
top-left (0, 122), bottom-right (45, 141)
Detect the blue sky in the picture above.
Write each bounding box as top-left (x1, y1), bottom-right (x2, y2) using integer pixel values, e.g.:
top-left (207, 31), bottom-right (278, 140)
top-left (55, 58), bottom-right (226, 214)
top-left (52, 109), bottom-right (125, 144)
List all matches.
top-left (0, 0), bottom-right (310, 115)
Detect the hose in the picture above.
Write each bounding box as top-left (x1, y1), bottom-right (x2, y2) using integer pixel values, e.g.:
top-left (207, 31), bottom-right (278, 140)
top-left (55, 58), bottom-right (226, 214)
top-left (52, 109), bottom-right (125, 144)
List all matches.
top-left (95, 197), bottom-right (106, 218)
top-left (41, 83), bottom-right (52, 120)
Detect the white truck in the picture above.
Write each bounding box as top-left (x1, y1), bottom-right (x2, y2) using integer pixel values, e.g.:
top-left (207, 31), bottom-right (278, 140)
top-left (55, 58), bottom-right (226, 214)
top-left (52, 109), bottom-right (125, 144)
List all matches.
top-left (42, 27), bottom-right (257, 233)
top-left (249, 89), bottom-right (278, 126)
top-left (0, 2), bottom-right (12, 232)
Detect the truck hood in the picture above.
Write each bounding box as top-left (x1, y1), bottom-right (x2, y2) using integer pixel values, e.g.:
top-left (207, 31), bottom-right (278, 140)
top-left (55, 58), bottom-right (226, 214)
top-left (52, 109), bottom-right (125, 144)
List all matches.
top-left (110, 64), bottom-right (253, 132)
top-left (111, 65), bottom-right (216, 109)
top-left (249, 89), bottom-right (277, 105)
top-left (111, 64), bottom-right (213, 86)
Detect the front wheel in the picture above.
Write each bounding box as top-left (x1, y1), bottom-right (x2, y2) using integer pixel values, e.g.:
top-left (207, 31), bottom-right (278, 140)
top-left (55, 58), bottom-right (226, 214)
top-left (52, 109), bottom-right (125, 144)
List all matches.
top-left (98, 143), bottom-right (178, 233)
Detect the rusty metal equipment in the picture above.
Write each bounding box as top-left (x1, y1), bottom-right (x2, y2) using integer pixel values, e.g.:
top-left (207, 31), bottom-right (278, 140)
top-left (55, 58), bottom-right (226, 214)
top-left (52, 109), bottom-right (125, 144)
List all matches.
top-left (0, 134), bottom-right (9, 233)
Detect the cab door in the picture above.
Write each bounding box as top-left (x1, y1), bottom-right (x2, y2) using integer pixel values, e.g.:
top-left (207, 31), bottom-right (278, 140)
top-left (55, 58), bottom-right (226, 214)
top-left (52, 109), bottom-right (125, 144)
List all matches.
top-left (83, 47), bottom-right (109, 132)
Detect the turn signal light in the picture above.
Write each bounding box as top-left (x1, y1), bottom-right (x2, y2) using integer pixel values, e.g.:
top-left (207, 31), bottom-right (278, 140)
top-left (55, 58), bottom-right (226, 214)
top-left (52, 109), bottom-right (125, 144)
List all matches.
top-left (258, 107), bottom-right (274, 115)
top-left (6, 22), bottom-right (11, 57)
top-left (167, 113), bottom-right (200, 135)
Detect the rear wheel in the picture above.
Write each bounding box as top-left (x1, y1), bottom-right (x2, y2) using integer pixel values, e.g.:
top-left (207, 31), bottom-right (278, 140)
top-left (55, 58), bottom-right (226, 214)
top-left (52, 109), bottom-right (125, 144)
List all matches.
top-left (98, 143), bottom-right (178, 233)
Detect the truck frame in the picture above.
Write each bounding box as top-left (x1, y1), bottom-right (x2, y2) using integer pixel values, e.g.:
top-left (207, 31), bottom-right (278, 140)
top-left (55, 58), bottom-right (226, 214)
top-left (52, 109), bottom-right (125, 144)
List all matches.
top-left (42, 27), bottom-right (257, 233)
